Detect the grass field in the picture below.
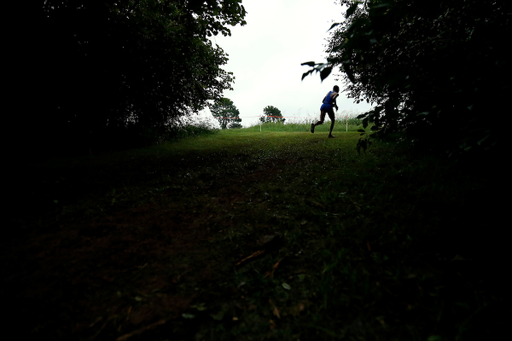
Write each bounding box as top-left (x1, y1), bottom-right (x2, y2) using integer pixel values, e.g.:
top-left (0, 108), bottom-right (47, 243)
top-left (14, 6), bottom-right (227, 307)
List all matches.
top-left (3, 123), bottom-right (507, 340)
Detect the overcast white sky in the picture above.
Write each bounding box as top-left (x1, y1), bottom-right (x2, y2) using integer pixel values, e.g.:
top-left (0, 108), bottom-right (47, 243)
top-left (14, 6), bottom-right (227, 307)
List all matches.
top-left (196, 0), bottom-right (373, 127)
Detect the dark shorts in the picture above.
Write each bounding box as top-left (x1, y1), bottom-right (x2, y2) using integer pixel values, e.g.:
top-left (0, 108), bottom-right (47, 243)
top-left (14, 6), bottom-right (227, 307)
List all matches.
top-left (319, 107), bottom-right (335, 122)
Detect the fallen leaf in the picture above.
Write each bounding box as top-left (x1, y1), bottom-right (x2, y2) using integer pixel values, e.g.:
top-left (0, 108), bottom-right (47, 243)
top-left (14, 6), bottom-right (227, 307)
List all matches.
top-left (273, 258), bottom-right (284, 270)
top-left (88, 316), bottom-right (102, 328)
top-left (236, 249), bottom-right (265, 266)
top-left (269, 299), bottom-right (281, 319)
top-left (116, 318), bottom-right (167, 341)
top-left (264, 258), bottom-right (284, 278)
top-left (282, 282), bottom-right (291, 290)
top-left (125, 306), bottom-right (132, 322)
top-left (272, 307), bottom-right (281, 319)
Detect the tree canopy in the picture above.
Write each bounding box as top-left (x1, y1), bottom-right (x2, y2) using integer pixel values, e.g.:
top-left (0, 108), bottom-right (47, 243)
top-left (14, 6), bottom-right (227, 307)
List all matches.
top-left (22, 0), bottom-right (246, 155)
top-left (210, 98), bottom-right (242, 129)
top-left (260, 105), bottom-right (285, 123)
top-left (302, 0), bottom-right (510, 155)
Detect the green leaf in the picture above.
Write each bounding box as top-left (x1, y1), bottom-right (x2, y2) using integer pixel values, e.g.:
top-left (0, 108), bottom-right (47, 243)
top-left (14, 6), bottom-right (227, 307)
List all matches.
top-left (282, 283), bottom-right (291, 290)
top-left (328, 22), bottom-right (341, 32)
top-left (301, 61), bottom-right (316, 67)
top-left (320, 66), bottom-right (333, 81)
top-left (301, 70), bottom-right (313, 81)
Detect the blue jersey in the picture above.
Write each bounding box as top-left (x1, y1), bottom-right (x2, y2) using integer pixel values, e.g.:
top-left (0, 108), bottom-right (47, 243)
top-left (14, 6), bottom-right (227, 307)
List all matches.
top-left (320, 91), bottom-right (336, 111)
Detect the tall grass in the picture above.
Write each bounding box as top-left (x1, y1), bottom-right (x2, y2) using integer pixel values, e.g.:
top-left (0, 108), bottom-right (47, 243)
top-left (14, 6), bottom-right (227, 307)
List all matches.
top-left (244, 112), bottom-right (364, 133)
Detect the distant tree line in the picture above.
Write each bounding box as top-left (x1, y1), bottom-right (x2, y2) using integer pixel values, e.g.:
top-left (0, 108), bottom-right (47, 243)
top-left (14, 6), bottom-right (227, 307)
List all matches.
top-left (17, 0), bottom-right (246, 156)
top-left (303, 0), bottom-right (510, 156)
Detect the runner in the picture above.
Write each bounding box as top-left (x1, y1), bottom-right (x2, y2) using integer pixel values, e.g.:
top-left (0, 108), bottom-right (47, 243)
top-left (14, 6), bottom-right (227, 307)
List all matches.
top-left (311, 85), bottom-right (339, 138)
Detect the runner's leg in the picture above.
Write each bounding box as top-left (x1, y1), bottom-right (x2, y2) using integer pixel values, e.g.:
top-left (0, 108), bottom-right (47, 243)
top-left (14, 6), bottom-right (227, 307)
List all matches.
top-left (328, 110), bottom-right (335, 137)
top-left (315, 111), bottom-right (326, 126)
top-left (311, 111), bottom-right (327, 133)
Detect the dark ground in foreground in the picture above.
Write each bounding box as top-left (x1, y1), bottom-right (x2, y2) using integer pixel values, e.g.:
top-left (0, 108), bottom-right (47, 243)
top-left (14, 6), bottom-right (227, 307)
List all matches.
top-left (2, 134), bottom-right (508, 340)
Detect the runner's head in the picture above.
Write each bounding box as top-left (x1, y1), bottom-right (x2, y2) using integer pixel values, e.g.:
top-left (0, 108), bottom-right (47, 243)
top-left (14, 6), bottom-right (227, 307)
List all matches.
top-left (333, 85), bottom-right (339, 93)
